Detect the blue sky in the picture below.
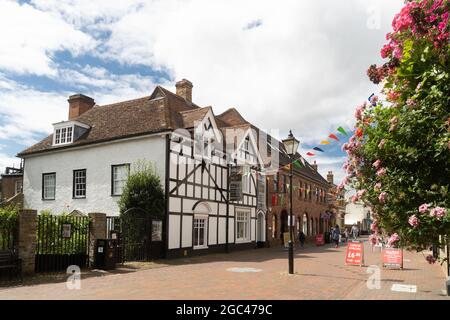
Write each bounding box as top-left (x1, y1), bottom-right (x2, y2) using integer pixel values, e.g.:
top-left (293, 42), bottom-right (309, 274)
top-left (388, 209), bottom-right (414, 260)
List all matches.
top-left (0, 0), bottom-right (403, 184)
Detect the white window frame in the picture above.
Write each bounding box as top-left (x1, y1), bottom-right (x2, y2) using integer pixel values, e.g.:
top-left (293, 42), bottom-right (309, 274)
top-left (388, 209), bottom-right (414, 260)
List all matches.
top-left (54, 125), bottom-right (74, 146)
top-left (235, 208), bottom-right (251, 243)
top-left (241, 165), bottom-right (251, 194)
top-left (14, 180), bottom-right (22, 195)
top-left (52, 121), bottom-right (89, 146)
top-left (193, 215), bottom-right (208, 249)
top-left (42, 173), bottom-right (56, 200)
top-left (73, 169), bottom-right (86, 198)
top-left (111, 164), bottom-right (130, 196)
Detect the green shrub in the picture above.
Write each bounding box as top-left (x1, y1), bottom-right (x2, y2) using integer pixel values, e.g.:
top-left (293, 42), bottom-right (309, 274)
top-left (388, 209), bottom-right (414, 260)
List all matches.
top-left (36, 211), bottom-right (90, 254)
top-left (0, 205), bottom-right (19, 250)
top-left (118, 160), bottom-right (165, 219)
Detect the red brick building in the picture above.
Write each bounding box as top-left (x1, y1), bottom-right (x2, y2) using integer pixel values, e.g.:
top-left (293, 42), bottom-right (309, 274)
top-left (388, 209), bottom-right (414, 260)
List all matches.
top-left (0, 166), bottom-right (23, 202)
top-left (266, 159), bottom-right (334, 245)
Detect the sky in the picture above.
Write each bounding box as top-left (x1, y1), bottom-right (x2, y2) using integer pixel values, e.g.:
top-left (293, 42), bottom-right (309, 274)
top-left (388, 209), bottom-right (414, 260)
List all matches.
top-left (0, 0), bottom-right (404, 185)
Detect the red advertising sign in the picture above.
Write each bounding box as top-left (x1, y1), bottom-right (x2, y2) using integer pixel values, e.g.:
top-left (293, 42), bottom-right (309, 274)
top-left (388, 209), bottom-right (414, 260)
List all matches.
top-left (345, 241), bottom-right (364, 266)
top-left (315, 234), bottom-right (325, 246)
top-left (382, 248), bottom-right (403, 269)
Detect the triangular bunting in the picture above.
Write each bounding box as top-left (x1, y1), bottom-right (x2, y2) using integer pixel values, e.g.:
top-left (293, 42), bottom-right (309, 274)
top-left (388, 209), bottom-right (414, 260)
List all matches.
top-left (306, 152), bottom-right (315, 156)
top-left (313, 147), bottom-right (324, 152)
top-left (293, 159), bottom-right (303, 168)
top-left (328, 134), bottom-right (339, 141)
top-left (320, 140), bottom-right (330, 145)
top-left (337, 126), bottom-right (348, 136)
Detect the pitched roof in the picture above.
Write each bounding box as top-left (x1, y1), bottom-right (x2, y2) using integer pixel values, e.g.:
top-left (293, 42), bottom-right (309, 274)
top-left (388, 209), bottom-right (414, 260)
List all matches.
top-left (180, 107), bottom-right (212, 129)
top-left (17, 82), bottom-right (329, 185)
top-left (217, 108), bottom-right (249, 127)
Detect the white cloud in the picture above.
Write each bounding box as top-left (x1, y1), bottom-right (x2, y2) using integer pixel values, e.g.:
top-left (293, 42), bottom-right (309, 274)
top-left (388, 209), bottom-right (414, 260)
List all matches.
top-left (0, 0), bottom-right (405, 178)
top-left (0, 78), bottom-right (67, 144)
top-left (0, 69), bottom-right (168, 147)
top-left (0, 0), bottom-right (95, 76)
top-left (91, 0), bottom-right (403, 137)
top-left (0, 152), bottom-right (21, 170)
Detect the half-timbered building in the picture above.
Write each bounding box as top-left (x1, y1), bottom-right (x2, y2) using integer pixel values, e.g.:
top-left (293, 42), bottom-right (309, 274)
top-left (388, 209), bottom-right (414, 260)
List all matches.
top-left (18, 79), bottom-right (268, 258)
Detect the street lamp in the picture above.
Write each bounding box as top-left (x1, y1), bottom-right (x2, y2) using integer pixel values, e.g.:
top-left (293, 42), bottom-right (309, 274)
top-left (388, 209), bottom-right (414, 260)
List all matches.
top-left (282, 130), bottom-right (300, 274)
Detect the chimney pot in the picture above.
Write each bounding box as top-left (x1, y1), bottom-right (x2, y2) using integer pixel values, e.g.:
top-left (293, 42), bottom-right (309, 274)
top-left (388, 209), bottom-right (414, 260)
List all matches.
top-left (327, 171), bottom-right (334, 185)
top-left (175, 79), bottom-right (193, 102)
top-left (68, 94), bottom-right (95, 120)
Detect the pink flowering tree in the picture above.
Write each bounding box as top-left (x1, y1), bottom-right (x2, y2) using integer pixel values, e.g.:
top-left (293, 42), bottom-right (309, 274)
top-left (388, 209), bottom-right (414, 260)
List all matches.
top-left (342, 0), bottom-right (449, 254)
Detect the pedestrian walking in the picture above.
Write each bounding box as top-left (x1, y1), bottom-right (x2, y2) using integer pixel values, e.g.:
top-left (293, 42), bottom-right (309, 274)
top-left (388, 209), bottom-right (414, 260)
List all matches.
top-left (351, 224), bottom-right (358, 240)
top-left (332, 225), bottom-right (340, 248)
top-left (344, 228), bottom-right (349, 243)
top-left (298, 230), bottom-right (306, 248)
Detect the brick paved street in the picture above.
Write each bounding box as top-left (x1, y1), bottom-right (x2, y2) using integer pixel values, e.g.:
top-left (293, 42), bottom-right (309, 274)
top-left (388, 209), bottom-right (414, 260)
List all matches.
top-left (0, 238), bottom-right (448, 300)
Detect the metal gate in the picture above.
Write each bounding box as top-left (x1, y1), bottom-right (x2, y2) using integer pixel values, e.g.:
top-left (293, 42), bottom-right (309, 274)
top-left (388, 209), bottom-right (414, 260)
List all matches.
top-left (0, 217), bottom-right (17, 251)
top-left (35, 215), bottom-right (89, 272)
top-left (120, 208), bottom-right (163, 262)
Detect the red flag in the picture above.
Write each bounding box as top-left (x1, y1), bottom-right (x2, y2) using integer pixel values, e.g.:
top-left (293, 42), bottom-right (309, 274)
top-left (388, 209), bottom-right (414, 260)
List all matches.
top-left (329, 134), bottom-right (339, 141)
top-left (306, 152), bottom-right (315, 156)
top-left (271, 194), bottom-right (278, 206)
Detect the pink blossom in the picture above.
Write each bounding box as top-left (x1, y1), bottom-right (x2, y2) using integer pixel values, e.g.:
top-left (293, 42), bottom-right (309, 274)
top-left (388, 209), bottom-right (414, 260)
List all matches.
top-left (378, 192), bottom-right (388, 203)
top-left (374, 182), bottom-right (382, 191)
top-left (341, 143), bottom-right (349, 152)
top-left (389, 116), bottom-right (399, 132)
top-left (372, 159), bottom-right (381, 169)
top-left (392, 2), bottom-right (414, 32)
top-left (408, 215), bottom-right (419, 227)
top-left (351, 195), bottom-right (359, 203)
top-left (354, 104), bottom-right (364, 120)
top-left (430, 207), bottom-right (446, 220)
top-left (418, 203), bottom-right (429, 213)
top-left (380, 43), bottom-right (393, 59)
top-left (357, 189), bottom-right (367, 198)
top-left (393, 46), bottom-right (403, 59)
top-left (370, 95), bottom-right (378, 106)
top-left (387, 233), bottom-right (400, 247)
top-left (370, 221), bottom-right (378, 232)
top-left (376, 168), bottom-right (386, 177)
top-left (406, 99), bottom-right (416, 107)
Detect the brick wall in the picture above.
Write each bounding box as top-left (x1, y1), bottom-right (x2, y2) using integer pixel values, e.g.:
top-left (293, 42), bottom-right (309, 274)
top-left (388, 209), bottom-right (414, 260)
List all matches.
top-left (18, 209), bottom-right (37, 274)
top-left (266, 169), bottom-right (333, 246)
top-left (0, 175), bottom-right (22, 201)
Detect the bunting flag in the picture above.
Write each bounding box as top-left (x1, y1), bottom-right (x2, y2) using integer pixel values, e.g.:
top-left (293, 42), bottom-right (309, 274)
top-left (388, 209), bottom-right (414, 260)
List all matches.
top-left (320, 140), bottom-right (330, 145)
top-left (306, 152), bottom-right (315, 156)
top-left (313, 147), bottom-right (324, 152)
top-left (328, 134), bottom-right (339, 141)
top-left (337, 126), bottom-right (348, 136)
top-left (368, 93), bottom-right (374, 102)
top-left (293, 159), bottom-right (303, 168)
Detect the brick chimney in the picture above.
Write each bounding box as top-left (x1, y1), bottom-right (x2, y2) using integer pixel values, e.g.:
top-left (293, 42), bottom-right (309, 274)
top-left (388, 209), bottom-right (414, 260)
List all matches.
top-left (68, 94), bottom-right (95, 120)
top-left (175, 79), bottom-right (193, 102)
top-left (312, 160), bottom-right (318, 171)
top-left (327, 171), bottom-right (334, 185)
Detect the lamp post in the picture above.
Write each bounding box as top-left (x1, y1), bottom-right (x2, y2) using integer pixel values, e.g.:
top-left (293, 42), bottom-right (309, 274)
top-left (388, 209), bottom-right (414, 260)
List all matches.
top-left (282, 130), bottom-right (300, 275)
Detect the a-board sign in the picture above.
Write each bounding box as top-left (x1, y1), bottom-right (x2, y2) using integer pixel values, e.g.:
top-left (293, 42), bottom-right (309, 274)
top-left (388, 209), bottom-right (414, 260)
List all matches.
top-left (315, 234), bottom-right (325, 246)
top-left (345, 241), bottom-right (364, 266)
top-left (382, 248), bottom-right (403, 269)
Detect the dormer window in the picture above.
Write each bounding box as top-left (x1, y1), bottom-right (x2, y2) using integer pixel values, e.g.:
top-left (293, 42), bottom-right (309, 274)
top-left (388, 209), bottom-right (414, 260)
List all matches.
top-left (55, 126), bottom-right (73, 145)
top-left (53, 120), bottom-right (90, 146)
